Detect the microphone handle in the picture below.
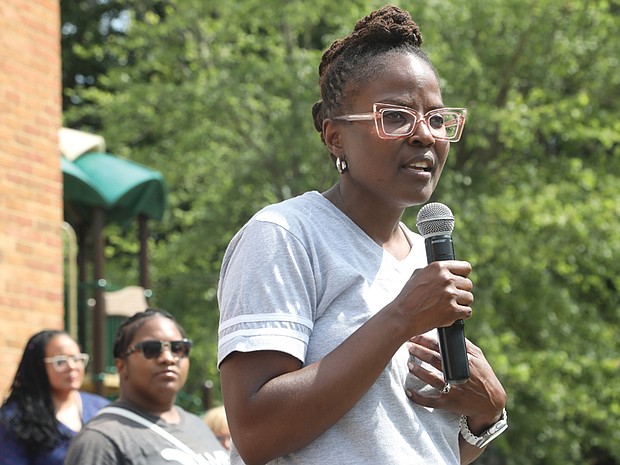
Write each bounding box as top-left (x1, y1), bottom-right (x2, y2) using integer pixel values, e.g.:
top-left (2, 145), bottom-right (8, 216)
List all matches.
top-left (425, 234), bottom-right (470, 385)
top-left (438, 320), bottom-right (469, 384)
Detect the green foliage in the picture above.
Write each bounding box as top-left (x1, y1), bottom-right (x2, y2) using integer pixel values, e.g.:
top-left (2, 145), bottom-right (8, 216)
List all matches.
top-left (62, 1), bottom-right (620, 463)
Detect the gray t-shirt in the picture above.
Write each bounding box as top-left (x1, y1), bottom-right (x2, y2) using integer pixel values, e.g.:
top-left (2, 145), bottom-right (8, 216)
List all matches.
top-left (64, 401), bottom-right (229, 465)
top-left (217, 191), bottom-right (460, 465)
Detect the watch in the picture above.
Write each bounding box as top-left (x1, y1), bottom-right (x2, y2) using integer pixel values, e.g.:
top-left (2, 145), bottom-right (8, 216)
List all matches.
top-left (459, 408), bottom-right (508, 448)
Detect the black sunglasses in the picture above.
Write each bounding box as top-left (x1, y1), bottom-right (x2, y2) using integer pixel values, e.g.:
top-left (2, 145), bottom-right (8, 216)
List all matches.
top-left (125, 339), bottom-right (192, 359)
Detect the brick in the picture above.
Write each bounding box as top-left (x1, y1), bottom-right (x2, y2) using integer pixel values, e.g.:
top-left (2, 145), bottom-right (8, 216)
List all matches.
top-left (0, 0), bottom-right (63, 397)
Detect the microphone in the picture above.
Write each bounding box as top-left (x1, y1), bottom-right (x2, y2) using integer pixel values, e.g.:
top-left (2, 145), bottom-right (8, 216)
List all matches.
top-left (416, 202), bottom-right (470, 385)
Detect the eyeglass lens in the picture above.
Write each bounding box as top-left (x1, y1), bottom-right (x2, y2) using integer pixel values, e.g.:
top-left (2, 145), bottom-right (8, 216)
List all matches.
top-left (135, 340), bottom-right (192, 359)
top-left (379, 108), bottom-right (461, 139)
top-left (46, 354), bottom-right (89, 371)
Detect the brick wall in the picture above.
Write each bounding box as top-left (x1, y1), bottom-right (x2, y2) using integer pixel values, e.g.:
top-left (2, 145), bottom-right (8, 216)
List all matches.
top-left (0, 0), bottom-right (63, 397)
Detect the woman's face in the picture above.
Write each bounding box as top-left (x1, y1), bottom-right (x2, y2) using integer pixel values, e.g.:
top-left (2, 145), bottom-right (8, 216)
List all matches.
top-left (45, 334), bottom-right (85, 395)
top-left (116, 315), bottom-right (189, 409)
top-left (326, 53), bottom-right (451, 209)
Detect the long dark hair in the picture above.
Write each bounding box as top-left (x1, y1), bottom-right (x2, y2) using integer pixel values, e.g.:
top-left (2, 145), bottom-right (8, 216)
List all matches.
top-left (0, 330), bottom-right (69, 452)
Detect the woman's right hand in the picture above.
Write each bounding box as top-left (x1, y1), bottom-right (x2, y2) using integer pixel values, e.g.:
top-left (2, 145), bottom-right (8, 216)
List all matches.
top-left (393, 260), bottom-right (474, 336)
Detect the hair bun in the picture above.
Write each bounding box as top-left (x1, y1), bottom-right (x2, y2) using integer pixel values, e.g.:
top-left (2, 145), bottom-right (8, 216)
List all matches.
top-left (353, 5), bottom-right (422, 47)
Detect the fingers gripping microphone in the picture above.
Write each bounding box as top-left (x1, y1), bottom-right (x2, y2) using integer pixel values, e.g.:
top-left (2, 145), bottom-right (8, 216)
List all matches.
top-left (416, 203), bottom-right (470, 385)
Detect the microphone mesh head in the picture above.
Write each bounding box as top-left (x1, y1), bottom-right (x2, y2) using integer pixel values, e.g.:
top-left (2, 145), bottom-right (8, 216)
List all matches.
top-left (416, 202), bottom-right (455, 238)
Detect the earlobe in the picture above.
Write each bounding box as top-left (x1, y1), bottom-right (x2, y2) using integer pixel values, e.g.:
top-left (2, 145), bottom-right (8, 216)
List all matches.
top-left (115, 358), bottom-right (126, 378)
top-left (323, 119), bottom-right (344, 157)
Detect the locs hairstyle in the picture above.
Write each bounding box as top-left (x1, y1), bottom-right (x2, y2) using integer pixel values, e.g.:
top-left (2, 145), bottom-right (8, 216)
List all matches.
top-left (311, 5), bottom-right (438, 144)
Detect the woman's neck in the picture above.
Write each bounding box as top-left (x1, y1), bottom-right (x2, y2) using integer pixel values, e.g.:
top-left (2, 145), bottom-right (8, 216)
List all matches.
top-left (323, 183), bottom-right (410, 259)
top-left (52, 390), bottom-right (83, 432)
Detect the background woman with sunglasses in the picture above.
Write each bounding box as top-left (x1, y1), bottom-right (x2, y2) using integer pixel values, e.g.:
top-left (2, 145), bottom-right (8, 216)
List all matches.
top-left (217, 5), bottom-right (506, 465)
top-left (65, 307), bottom-right (229, 464)
top-left (0, 329), bottom-right (108, 465)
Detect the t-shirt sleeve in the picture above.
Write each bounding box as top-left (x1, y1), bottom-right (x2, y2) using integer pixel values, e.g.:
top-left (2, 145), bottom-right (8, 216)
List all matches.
top-left (217, 218), bottom-right (316, 367)
top-left (64, 429), bottom-right (123, 465)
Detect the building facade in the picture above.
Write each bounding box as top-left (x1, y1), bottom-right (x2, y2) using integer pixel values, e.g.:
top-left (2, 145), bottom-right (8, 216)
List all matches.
top-left (0, 0), bottom-right (63, 396)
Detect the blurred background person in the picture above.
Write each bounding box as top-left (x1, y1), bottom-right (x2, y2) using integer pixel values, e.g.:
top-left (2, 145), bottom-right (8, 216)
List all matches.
top-left (0, 330), bottom-right (108, 465)
top-left (204, 405), bottom-right (231, 451)
top-left (65, 307), bottom-right (229, 464)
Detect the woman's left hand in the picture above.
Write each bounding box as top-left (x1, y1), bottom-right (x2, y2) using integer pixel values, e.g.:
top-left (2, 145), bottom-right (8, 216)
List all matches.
top-left (406, 333), bottom-right (506, 425)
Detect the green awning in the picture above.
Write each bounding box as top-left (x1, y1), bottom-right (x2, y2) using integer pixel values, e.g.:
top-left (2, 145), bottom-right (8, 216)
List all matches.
top-left (62, 152), bottom-right (167, 226)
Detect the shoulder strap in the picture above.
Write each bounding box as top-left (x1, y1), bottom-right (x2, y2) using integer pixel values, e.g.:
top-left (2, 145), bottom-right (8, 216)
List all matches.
top-left (97, 406), bottom-right (195, 455)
